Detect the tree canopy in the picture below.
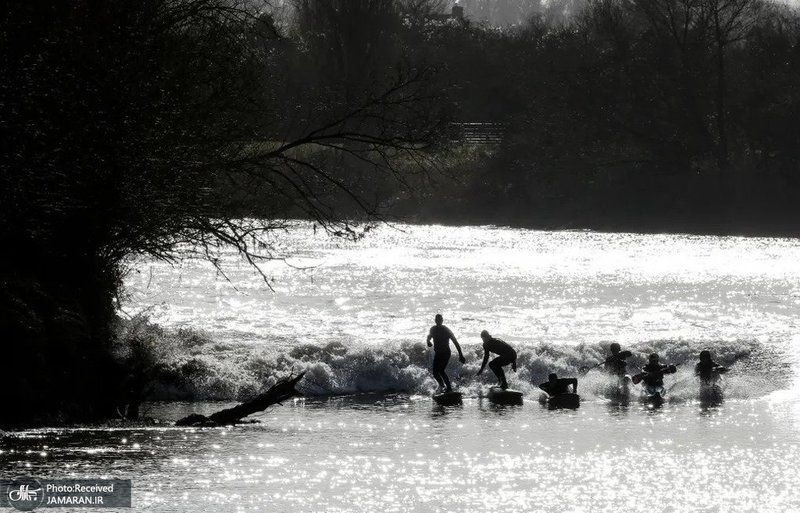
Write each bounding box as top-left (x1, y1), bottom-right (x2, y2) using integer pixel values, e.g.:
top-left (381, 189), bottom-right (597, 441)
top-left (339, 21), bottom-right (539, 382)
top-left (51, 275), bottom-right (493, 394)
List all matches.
top-left (0, 0), bottom-right (446, 424)
top-left (2, 0), bottom-right (800, 424)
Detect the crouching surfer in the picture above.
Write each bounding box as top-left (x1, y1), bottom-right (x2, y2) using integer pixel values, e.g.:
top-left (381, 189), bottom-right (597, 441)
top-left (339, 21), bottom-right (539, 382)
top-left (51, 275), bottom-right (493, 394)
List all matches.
top-left (426, 314), bottom-right (466, 392)
top-left (539, 373), bottom-right (578, 396)
top-left (476, 330), bottom-right (517, 390)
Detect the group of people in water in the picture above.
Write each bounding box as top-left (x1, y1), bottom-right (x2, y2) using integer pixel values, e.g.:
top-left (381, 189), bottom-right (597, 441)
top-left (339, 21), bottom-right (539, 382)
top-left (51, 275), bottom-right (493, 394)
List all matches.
top-left (426, 314), bottom-right (517, 392)
top-left (426, 313), bottom-right (730, 400)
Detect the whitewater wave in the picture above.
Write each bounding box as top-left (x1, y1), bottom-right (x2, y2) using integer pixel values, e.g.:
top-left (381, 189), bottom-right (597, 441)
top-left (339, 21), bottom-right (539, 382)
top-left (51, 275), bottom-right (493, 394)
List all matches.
top-left (115, 319), bottom-right (790, 402)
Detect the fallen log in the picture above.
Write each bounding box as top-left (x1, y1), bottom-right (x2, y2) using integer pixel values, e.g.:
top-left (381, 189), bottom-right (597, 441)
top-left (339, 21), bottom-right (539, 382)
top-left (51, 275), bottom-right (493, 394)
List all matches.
top-left (175, 372), bottom-right (305, 427)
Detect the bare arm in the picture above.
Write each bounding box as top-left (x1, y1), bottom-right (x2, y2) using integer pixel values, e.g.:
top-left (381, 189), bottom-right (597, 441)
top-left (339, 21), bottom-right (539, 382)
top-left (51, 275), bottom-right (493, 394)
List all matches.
top-left (450, 330), bottom-right (465, 363)
top-left (426, 329), bottom-right (432, 347)
top-left (567, 378), bottom-right (578, 393)
top-left (477, 349), bottom-right (489, 375)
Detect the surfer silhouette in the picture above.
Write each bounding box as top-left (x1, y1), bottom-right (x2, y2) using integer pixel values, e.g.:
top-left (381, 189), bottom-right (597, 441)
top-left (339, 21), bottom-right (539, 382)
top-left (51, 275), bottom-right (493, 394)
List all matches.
top-left (477, 330), bottom-right (517, 389)
top-left (638, 353), bottom-right (677, 388)
top-left (539, 373), bottom-right (578, 396)
top-left (426, 314), bottom-right (466, 392)
top-left (603, 343), bottom-right (630, 377)
top-left (695, 350), bottom-right (728, 385)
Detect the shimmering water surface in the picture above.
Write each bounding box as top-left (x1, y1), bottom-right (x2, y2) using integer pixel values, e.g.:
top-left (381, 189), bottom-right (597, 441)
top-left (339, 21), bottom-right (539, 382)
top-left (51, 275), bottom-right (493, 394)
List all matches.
top-left (4, 396), bottom-right (800, 512)
top-left (122, 224), bottom-right (800, 348)
top-left (3, 225), bottom-right (800, 512)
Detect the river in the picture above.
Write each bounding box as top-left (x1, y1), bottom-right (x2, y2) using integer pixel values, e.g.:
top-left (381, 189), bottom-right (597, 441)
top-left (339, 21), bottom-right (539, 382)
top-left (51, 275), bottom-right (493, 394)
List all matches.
top-left (3, 224), bottom-right (800, 512)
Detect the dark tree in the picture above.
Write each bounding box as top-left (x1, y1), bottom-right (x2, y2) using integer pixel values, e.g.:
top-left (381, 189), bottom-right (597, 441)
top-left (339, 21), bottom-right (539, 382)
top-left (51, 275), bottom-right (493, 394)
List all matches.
top-left (0, 0), bottom-right (444, 425)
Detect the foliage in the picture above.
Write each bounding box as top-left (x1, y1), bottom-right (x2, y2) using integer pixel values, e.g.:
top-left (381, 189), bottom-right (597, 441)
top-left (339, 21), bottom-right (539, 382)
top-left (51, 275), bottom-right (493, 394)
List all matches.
top-left (0, 0), bottom-right (445, 424)
top-left (2, 0), bottom-right (799, 424)
top-left (410, 0), bottom-right (800, 233)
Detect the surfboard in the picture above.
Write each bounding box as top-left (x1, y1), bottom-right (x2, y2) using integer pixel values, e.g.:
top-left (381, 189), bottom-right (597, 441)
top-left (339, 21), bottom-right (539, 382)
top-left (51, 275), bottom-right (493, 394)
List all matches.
top-left (487, 386), bottom-right (523, 405)
top-left (545, 392), bottom-right (580, 409)
top-left (433, 391), bottom-right (463, 406)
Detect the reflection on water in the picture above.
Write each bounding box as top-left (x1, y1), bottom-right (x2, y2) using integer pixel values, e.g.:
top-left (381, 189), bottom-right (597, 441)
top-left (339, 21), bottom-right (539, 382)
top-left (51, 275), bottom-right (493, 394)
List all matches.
top-left (3, 397), bottom-right (800, 512)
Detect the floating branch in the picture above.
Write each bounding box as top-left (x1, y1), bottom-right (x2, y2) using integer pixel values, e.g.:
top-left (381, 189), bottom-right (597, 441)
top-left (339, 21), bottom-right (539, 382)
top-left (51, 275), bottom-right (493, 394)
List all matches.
top-left (175, 373), bottom-right (305, 427)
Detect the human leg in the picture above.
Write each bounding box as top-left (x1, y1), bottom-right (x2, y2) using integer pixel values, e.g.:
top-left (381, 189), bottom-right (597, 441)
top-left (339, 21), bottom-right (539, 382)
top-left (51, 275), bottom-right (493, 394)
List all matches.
top-left (489, 355), bottom-right (513, 389)
top-left (432, 350), bottom-right (451, 390)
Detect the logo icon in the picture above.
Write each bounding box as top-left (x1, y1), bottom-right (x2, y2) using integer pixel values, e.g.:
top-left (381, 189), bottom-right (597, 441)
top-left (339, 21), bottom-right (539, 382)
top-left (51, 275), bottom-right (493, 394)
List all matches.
top-left (6, 477), bottom-right (44, 511)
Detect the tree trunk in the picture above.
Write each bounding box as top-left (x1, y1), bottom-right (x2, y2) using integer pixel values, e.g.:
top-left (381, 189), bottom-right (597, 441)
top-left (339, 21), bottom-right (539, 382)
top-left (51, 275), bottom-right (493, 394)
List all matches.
top-left (175, 373), bottom-right (305, 426)
top-left (713, 8), bottom-right (729, 173)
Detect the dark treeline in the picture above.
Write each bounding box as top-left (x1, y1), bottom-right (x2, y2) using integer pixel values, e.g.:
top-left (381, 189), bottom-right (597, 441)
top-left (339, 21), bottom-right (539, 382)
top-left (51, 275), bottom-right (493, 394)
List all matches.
top-left (391, 0), bottom-right (800, 233)
top-left (2, 0), bottom-right (799, 424)
top-left (222, 0), bottom-right (800, 234)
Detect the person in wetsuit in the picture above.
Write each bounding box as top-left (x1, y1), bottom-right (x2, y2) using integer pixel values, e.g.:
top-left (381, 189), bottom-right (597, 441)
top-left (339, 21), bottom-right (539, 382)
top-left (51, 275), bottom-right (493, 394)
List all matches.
top-left (426, 314), bottom-right (466, 392)
top-left (603, 343), bottom-right (630, 378)
top-left (640, 353), bottom-right (677, 389)
top-left (539, 373), bottom-right (578, 396)
top-left (476, 330), bottom-right (517, 389)
top-left (695, 350), bottom-right (729, 386)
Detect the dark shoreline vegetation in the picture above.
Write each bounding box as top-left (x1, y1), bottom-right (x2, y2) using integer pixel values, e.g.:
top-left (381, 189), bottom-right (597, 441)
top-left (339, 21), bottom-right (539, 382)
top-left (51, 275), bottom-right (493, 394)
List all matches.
top-left (2, 0), bottom-right (799, 426)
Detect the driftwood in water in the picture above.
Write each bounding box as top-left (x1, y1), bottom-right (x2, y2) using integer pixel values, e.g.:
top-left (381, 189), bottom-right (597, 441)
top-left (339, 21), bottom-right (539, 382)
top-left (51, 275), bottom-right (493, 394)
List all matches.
top-left (176, 373), bottom-right (305, 427)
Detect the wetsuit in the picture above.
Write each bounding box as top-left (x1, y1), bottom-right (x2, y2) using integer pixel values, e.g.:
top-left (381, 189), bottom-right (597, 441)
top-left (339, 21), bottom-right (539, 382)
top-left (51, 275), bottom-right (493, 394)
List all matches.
top-left (695, 360), bottom-right (725, 385)
top-left (482, 337), bottom-right (517, 389)
top-left (539, 378), bottom-right (578, 396)
top-left (641, 363), bottom-right (676, 387)
top-left (429, 324), bottom-right (456, 390)
top-left (604, 354), bottom-right (627, 377)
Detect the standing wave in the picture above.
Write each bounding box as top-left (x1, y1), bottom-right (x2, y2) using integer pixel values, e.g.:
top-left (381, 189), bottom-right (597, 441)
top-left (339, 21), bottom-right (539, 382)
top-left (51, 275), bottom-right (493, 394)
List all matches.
top-left (117, 318), bottom-right (788, 402)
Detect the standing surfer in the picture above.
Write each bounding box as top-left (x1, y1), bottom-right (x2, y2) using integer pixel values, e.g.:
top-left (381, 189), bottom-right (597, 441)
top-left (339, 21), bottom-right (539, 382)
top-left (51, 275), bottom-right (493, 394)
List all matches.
top-left (476, 330), bottom-right (517, 390)
top-left (426, 314), bottom-right (466, 392)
